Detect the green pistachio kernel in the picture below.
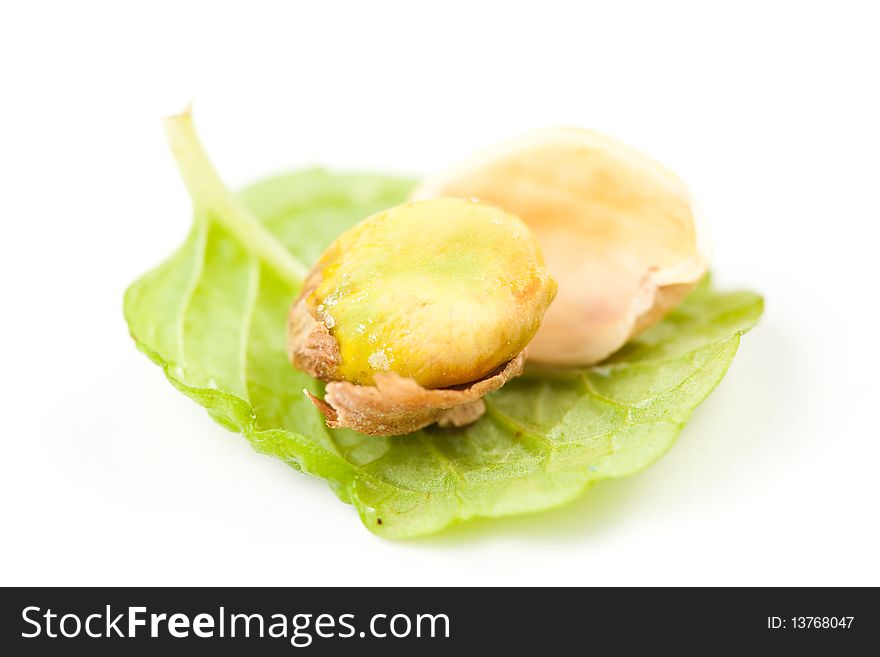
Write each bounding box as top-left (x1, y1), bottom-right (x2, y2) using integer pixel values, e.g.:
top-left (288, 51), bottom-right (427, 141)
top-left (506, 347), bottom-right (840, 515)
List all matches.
top-left (304, 197), bottom-right (556, 388)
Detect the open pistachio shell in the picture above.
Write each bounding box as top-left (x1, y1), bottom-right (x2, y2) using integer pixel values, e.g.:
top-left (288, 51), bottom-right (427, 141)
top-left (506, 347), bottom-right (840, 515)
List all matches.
top-left (287, 197), bottom-right (556, 435)
top-left (413, 128), bottom-right (709, 366)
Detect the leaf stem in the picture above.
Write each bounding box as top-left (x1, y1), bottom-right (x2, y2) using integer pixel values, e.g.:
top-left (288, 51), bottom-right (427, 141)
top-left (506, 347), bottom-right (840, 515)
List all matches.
top-left (163, 107), bottom-right (308, 287)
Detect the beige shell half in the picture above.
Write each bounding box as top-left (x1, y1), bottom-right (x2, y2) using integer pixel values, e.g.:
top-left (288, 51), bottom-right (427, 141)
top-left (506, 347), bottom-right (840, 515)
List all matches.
top-left (413, 128), bottom-right (709, 366)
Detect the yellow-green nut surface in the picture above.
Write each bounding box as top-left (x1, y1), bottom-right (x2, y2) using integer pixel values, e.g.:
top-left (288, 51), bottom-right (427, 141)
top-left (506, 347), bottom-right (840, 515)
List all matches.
top-left (299, 197), bottom-right (556, 389)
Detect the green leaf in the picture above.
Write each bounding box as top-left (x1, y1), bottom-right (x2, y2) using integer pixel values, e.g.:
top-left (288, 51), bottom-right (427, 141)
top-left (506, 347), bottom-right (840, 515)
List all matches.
top-left (124, 113), bottom-right (763, 538)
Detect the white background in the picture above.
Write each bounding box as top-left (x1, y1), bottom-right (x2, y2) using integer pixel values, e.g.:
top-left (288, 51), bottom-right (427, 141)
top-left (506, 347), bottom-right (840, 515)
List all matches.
top-left (1, 0), bottom-right (878, 586)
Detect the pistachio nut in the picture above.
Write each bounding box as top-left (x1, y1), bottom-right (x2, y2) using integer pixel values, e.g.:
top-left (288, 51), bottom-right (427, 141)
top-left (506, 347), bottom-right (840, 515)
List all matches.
top-left (287, 197), bottom-right (557, 435)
